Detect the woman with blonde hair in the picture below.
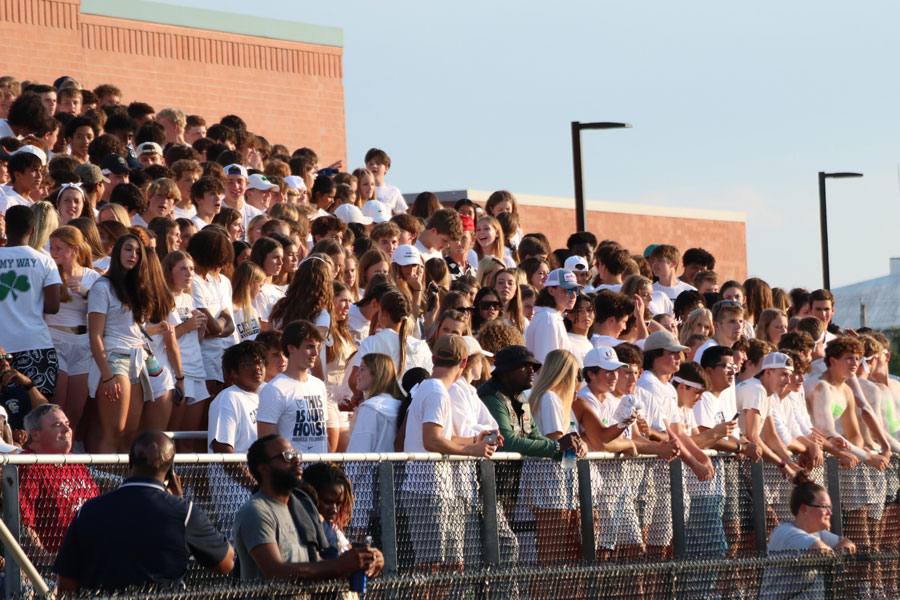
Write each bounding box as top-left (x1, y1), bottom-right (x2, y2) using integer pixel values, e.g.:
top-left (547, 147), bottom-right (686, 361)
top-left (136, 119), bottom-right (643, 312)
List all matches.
top-left (46, 226), bottom-right (101, 437)
top-left (346, 353), bottom-right (404, 452)
top-left (474, 215), bottom-right (515, 267)
top-left (756, 307), bottom-right (789, 345)
top-left (476, 255), bottom-right (505, 290)
top-left (97, 202), bottom-right (131, 226)
top-left (29, 201), bottom-right (58, 252)
top-left (493, 267), bottom-right (527, 332)
top-left (524, 349), bottom-right (587, 567)
top-left (231, 261), bottom-right (266, 341)
top-left (679, 307), bottom-right (714, 345)
top-left (352, 167), bottom-right (376, 208)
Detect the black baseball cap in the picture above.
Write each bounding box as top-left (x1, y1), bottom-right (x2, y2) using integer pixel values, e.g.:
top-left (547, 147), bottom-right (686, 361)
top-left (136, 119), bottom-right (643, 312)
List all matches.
top-left (492, 345), bottom-right (541, 374)
top-left (100, 153), bottom-right (130, 176)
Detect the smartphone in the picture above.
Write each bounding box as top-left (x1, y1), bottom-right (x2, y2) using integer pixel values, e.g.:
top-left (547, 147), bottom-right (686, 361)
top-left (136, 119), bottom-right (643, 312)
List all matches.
top-left (174, 385), bottom-right (185, 405)
top-left (484, 432), bottom-right (499, 444)
top-left (732, 412), bottom-right (740, 421)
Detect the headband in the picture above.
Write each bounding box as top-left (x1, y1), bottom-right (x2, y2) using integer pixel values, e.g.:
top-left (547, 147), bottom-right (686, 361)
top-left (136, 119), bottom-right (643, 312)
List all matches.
top-left (300, 255), bottom-right (328, 266)
top-left (59, 182), bottom-right (86, 201)
top-left (672, 376), bottom-right (704, 390)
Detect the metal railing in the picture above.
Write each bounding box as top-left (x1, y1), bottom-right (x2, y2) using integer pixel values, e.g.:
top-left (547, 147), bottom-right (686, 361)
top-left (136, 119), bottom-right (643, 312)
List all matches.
top-left (1, 451), bottom-right (897, 598)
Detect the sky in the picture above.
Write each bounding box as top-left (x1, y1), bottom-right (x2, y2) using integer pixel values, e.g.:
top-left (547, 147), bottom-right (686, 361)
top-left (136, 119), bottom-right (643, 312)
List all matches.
top-left (175, 0), bottom-right (900, 291)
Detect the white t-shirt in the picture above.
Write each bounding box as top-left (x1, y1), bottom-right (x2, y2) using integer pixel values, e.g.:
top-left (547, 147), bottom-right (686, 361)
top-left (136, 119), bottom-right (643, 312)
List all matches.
top-left (355, 327), bottom-right (433, 375)
top-left (413, 240), bottom-right (442, 264)
top-left (577, 386), bottom-right (631, 438)
top-left (375, 184), bottom-right (408, 215)
top-left (173, 292), bottom-right (205, 380)
top-left (653, 279), bottom-right (696, 301)
top-left (87, 277), bottom-right (144, 353)
top-left (233, 308), bottom-right (261, 341)
top-left (635, 370), bottom-right (682, 433)
top-left (130, 213), bottom-right (149, 228)
top-left (403, 378), bottom-right (453, 453)
top-left (648, 291), bottom-right (674, 316)
top-left (590, 334), bottom-right (623, 348)
top-left (694, 386), bottom-right (740, 439)
top-left (193, 272), bottom-right (237, 355)
top-left (692, 338), bottom-right (717, 366)
top-left (0, 119), bottom-right (13, 138)
top-left (0, 245), bottom-right (61, 352)
top-left (769, 394), bottom-right (795, 446)
top-left (257, 372), bottom-right (329, 453)
top-left (525, 306), bottom-right (570, 364)
top-left (347, 304), bottom-right (370, 345)
top-left (254, 283), bottom-right (284, 323)
top-left (786, 390), bottom-right (814, 438)
top-left (567, 333), bottom-right (593, 367)
top-left (234, 200), bottom-right (263, 240)
top-left (173, 204), bottom-right (197, 220)
top-left (532, 391), bottom-right (576, 437)
top-left (736, 377), bottom-right (771, 436)
top-left (0, 190), bottom-right (33, 214)
top-left (346, 393), bottom-right (402, 453)
top-left (208, 385), bottom-right (259, 453)
top-left (449, 379), bottom-right (498, 438)
top-left (45, 268), bottom-right (101, 327)
top-left (190, 215), bottom-right (211, 230)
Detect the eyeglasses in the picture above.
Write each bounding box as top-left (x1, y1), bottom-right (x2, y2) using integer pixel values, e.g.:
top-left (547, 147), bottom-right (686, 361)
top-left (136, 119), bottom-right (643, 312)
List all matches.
top-left (806, 503), bottom-right (832, 513)
top-left (0, 354), bottom-right (11, 362)
top-left (270, 449), bottom-right (299, 463)
top-left (457, 306), bottom-right (476, 314)
top-left (480, 301), bottom-right (501, 310)
top-left (562, 288), bottom-right (577, 295)
top-left (712, 363), bottom-right (739, 374)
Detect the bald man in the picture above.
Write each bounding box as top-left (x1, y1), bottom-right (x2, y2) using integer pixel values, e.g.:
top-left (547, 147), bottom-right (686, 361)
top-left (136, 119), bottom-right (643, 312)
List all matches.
top-left (54, 431), bottom-right (234, 592)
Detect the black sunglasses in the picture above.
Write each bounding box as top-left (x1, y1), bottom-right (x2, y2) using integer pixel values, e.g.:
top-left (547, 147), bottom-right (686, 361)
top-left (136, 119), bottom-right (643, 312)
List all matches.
top-left (480, 301), bottom-right (501, 310)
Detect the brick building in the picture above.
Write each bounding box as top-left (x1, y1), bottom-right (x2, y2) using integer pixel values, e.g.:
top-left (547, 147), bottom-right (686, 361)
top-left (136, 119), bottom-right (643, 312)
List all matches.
top-left (0, 0), bottom-right (346, 165)
top-left (409, 190), bottom-right (748, 281)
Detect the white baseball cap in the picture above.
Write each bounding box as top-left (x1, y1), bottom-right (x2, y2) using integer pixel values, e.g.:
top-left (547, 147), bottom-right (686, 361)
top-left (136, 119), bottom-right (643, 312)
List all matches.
top-left (583, 346), bottom-right (626, 370)
top-left (462, 335), bottom-right (494, 358)
top-left (223, 163), bottom-right (248, 179)
top-left (247, 173), bottom-right (278, 191)
top-left (136, 141), bottom-right (163, 156)
top-left (391, 244), bottom-right (422, 267)
top-left (761, 352), bottom-right (794, 372)
top-left (334, 203), bottom-right (373, 225)
top-left (13, 145), bottom-right (47, 166)
top-left (283, 175), bottom-right (306, 192)
top-left (545, 268), bottom-right (580, 290)
top-left (564, 255), bottom-right (589, 273)
top-left (362, 200), bottom-right (391, 224)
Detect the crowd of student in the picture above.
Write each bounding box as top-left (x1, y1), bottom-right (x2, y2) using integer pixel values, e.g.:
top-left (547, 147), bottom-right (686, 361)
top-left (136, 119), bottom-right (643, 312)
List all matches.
top-left (1, 75), bottom-right (899, 590)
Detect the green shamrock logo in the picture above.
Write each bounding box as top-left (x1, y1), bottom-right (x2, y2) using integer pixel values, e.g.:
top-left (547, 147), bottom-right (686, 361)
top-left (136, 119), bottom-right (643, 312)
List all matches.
top-left (0, 270), bottom-right (30, 301)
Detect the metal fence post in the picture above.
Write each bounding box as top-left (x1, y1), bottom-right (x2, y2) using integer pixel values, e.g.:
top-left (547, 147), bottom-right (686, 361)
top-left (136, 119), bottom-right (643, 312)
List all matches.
top-left (668, 458), bottom-right (686, 559)
top-left (377, 461), bottom-right (398, 576)
top-left (577, 459), bottom-right (596, 564)
top-left (824, 456), bottom-right (843, 537)
top-left (750, 460), bottom-right (768, 553)
top-left (478, 460), bottom-right (500, 566)
top-left (2, 464), bottom-right (21, 597)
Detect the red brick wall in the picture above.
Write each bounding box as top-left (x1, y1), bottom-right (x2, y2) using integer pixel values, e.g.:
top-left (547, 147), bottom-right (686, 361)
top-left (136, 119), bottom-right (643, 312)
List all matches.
top-left (0, 0), bottom-right (346, 165)
top-left (517, 205), bottom-right (748, 282)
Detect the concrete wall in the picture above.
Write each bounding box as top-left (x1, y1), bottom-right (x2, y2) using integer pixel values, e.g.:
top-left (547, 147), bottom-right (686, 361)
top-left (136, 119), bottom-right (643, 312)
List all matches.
top-left (0, 0), bottom-right (346, 165)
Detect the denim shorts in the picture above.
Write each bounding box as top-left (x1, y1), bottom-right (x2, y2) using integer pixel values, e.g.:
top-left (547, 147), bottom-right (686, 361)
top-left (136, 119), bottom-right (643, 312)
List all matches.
top-left (107, 352), bottom-right (141, 384)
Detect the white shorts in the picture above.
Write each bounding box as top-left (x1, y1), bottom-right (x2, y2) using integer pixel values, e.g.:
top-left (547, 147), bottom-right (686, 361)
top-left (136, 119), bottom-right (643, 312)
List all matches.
top-left (184, 376), bottom-right (210, 405)
top-left (147, 363), bottom-right (175, 401)
top-left (49, 328), bottom-right (92, 376)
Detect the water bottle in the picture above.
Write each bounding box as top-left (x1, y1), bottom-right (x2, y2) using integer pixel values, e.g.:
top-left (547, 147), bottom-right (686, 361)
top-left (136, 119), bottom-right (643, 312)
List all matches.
top-left (349, 535), bottom-right (373, 594)
top-left (561, 421), bottom-right (577, 470)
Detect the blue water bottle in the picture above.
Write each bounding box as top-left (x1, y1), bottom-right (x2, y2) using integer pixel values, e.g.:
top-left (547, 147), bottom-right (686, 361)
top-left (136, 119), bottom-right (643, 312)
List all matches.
top-left (349, 535), bottom-right (373, 594)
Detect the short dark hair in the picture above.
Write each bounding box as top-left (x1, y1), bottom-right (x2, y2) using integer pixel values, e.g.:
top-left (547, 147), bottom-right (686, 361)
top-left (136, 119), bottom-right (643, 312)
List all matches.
top-left (247, 434), bottom-right (280, 482)
top-left (809, 289), bottom-right (834, 306)
top-left (190, 176), bottom-right (224, 201)
top-left (566, 231), bottom-right (597, 251)
top-left (135, 120), bottom-right (166, 146)
top-left (64, 116), bottom-right (98, 140)
top-left (7, 92), bottom-right (48, 131)
top-left (5, 205), bottom-right (35, 238)
top-left (700, 345), bottom-right (733, 370)
top-left (673, 362), bottom-right (708, 390)
top-left (7, 152), bottom-right (42, 181)
top-left (207, 123), bottom-right (236, 146)
top-left (424, 208), bottom-right (462, 240)
top-left (104, 113), bottom-right (138, 136)
top-left (364, 147), bottom-right (391, 168)
top-left (126, 101), bottom-right (155, 120)
top-left (674, 290), bottom-right (705, 319)
top-left (255, 330), bottom-right (283, 353)
top-left (614, 342), bottom-right (642, 367)
top-left (187, 228), bottom-right (234, 270)
top-left (110, 183), bottom-right (146, 214)
top-left (682, 247), bottom-right (715, 270)
top-left (311, 215), bottom-right (345, 240)
top-left (281, 319), bottom-right (324, 355)
top-left (778, 331), bottom-right (814, 355)
top-left (593, 290), bottom-right (633, 323)
top-left (222, 340), bottom-right (267, 377)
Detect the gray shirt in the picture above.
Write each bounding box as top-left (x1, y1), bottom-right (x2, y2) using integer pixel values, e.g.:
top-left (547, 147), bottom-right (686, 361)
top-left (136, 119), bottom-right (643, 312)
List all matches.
top-left (234, 492), bottom-right (310, 581)
top-left (759, 522), bottom-right (840, 600)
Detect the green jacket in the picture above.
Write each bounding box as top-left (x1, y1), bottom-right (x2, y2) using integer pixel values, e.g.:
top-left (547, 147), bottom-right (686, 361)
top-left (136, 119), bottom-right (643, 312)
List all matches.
top-left (477, 378), bottom-right (559, 458)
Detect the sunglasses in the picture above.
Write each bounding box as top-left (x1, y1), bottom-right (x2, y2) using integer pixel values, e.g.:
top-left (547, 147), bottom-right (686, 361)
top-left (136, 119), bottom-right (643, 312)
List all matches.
top-left (270, 449), bottom-right (299, 463)
top-left (712, 363), bottom-right (739, 374)
top-left (457, 306), bottom-right (476, 314)
top-left (0, 354), bottom-right (11, 362)
top-left (480, 301), bottom-right (501, 310)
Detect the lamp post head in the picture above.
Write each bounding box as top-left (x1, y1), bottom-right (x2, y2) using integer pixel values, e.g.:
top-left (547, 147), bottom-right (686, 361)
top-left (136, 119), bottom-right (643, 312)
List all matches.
top-left (573, 122), bottom-right (632, 131)
top-left (823, 172), bottom-right (863, 179)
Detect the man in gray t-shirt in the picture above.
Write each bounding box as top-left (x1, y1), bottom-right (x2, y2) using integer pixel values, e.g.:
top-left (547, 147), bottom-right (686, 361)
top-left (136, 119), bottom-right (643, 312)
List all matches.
top-left (233, 434), bottom-right (383, 581)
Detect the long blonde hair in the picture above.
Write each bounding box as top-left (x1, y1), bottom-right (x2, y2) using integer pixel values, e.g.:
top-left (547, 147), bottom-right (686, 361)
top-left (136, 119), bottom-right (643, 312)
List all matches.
top-left (528, 349), bottom-right (579, 435)
top-left (361, 353), bottom-right (403, 400)
top-left (232, 261), bottom-right (266, 325)
top-left (679, 307), bottom-right (714, 345)
top-left (29, 201), bottom-right (58, 251)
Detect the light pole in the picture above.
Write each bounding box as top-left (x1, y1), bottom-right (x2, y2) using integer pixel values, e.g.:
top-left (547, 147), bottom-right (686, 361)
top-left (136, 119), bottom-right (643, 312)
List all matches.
top-left (818, 171), bottom-right (863, 290)
top-left (571, 121), bottom-right (632, 233)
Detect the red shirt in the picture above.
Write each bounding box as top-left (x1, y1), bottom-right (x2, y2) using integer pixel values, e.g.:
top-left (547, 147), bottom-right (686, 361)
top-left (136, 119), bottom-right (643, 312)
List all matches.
top-left (18, 455), bottom-right (99, 556)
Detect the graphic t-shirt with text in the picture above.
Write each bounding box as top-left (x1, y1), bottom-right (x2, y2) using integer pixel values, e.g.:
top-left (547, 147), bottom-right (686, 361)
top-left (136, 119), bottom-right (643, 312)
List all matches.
top-left (257, 372), bottom-right (329, 453)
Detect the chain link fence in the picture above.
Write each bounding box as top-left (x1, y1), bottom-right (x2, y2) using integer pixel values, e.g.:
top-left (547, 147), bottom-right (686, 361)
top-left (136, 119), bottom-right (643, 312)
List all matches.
top-left (1, 452), bottom-right (899, 598)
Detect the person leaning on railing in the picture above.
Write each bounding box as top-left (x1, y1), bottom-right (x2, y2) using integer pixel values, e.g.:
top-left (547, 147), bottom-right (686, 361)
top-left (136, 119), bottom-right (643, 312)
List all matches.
top-left (477, 345), bottom-right (584, 458)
